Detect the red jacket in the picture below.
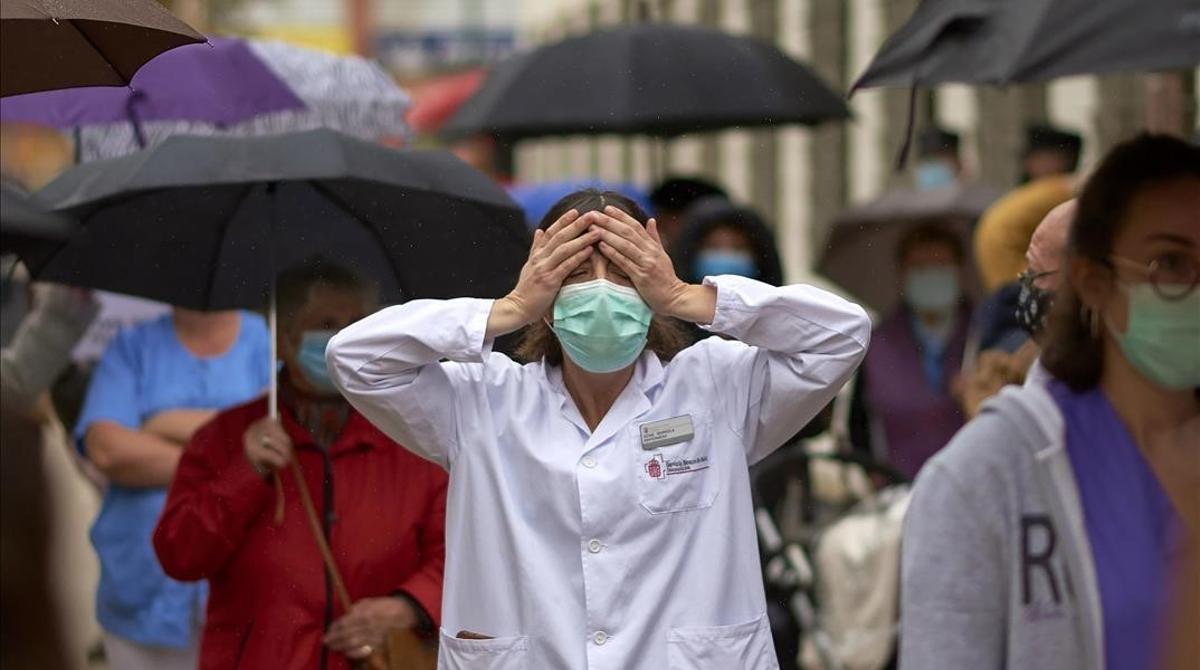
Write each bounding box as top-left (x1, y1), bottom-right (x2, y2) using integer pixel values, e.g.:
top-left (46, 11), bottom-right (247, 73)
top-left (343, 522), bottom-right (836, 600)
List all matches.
top-left (153, 397), bottom-right (447, 670)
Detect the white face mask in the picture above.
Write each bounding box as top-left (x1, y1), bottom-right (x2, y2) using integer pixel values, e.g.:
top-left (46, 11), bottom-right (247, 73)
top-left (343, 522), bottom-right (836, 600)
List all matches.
top-left (904, 266), bottom-right (961, 312)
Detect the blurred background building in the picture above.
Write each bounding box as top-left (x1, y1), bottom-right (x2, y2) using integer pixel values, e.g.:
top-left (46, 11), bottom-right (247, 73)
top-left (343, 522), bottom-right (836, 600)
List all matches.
top-left (4, 0), bottom-right (1197, 285)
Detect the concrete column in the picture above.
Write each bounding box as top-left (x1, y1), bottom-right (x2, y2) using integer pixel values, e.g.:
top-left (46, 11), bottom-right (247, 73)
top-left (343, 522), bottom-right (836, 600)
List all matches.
top-left (777, 0), bottom-right (813, 280)
top-left (748, 0), bottom-right (780, 225)
top-left (697, 0), bottom-right (723, 178)
top-left (846, 0), bottom-right (887, 205)
top-left (975, 83), bottom-right (1048, 188)
top-left (807, 0), bottom-right (849, 257)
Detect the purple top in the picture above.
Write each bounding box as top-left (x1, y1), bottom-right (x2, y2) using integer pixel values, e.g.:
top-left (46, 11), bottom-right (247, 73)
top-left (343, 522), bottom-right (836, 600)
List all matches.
top-left (1049, 381), bottom-right (1183, 670)
top-left (863, 303), bottom-right (970, 480)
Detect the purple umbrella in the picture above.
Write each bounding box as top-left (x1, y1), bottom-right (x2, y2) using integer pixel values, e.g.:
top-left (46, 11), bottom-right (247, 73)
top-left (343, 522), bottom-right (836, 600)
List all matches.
top-left (0, 37), bottom-right (303, 142)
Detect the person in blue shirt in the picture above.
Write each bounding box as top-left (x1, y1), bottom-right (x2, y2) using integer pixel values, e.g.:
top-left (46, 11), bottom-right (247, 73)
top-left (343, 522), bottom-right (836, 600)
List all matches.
top-left (76, 307), bottom-right (269, 670)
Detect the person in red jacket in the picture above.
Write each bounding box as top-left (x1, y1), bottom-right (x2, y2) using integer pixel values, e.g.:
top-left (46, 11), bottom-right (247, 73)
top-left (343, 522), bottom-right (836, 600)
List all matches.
top-left (153, 260), bottom-right (447, 670)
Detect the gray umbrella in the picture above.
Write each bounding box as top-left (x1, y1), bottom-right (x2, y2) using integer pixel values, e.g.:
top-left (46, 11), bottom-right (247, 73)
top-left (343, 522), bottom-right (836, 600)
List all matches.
top-left (1, 181), bottom-right (74, 257)
top-left (852, 0), bottom-right (1200, 90)
top-left (817, 183), bottom-right (999, 315)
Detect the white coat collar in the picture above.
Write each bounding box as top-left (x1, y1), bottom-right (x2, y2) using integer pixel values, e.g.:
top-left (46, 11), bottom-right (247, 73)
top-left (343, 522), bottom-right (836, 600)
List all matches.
top-left (543, 351), bottom-right (666, 449)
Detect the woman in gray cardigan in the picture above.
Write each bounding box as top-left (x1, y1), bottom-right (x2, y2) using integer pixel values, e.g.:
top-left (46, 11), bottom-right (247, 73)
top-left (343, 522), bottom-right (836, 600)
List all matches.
top-left (900, 134), bottom-right (1199, 670)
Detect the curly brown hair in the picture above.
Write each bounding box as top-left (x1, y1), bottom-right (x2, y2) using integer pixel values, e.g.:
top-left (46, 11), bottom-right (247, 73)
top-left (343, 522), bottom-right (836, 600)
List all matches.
top-left (512, 188), bottom-right (690, 366)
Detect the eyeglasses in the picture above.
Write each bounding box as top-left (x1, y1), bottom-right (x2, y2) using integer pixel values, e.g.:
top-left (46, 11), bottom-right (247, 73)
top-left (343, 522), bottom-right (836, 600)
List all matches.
top-left (1109, 254), bottom-right (1200, 301)
top-left (1017, 268), bottom-right (1057, 288)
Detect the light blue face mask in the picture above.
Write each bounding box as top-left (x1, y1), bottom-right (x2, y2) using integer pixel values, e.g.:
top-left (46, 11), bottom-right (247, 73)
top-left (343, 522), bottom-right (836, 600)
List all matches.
top-left (296, 330), bottom-right (339, 394)
top-left (1108, 282), bottom-right (1200, 390)
top-left (552, 279), bottom-right (652, 374)
top-left (904, 266), bottom-right (961, 312)
top-left (693, 249), bottom-right (757, 280)
top-left (915, 161), bottom-right (956, 191)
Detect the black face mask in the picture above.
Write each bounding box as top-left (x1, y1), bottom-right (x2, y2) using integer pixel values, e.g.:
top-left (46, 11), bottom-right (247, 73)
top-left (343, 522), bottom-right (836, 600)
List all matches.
top-left (1016, 270), bottom-right (1055, 336)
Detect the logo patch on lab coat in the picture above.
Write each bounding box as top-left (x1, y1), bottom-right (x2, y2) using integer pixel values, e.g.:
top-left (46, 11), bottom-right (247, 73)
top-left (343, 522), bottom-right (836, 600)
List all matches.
top-left (645, 453), bottom-right (709, 481)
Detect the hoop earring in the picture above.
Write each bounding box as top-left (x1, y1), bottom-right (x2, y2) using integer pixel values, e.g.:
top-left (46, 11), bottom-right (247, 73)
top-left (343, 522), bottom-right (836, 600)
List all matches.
top-left (1080, 305), bottom-right (1101, 339)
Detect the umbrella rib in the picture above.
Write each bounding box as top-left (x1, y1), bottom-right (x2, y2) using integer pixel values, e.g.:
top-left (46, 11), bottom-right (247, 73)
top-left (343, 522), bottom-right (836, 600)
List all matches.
top-left (62, 19), bottom-right (132, 87)
top-left (203, 182), bottom-right (261, 309)
top-left (307, 180), bottom-right (411, 300)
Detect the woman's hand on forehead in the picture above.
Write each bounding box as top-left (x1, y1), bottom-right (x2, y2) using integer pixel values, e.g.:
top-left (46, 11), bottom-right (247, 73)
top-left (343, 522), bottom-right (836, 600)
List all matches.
top-left (590, 206), bottom-right (711, 319)
top-left (488, 209), bottom-right (603, 337)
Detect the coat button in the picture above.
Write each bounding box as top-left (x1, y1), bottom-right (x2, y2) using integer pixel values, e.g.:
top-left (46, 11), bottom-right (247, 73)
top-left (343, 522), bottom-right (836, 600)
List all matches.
top-left (593, 630), bottom-right (608, 646)
top-left (588, 538), bottom-right (603, 553)
top-left (582, 456), bottom-right (597, 468)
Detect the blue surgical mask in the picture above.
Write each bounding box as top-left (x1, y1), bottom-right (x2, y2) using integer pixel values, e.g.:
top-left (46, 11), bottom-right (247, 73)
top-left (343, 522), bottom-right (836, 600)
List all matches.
top-left (693, 250), bottom-right (757, 280)
top-left (296, 330), bottom-right (338, 393)
top-left (915, 161), bottom-right (956, 191)
top-left (904, 266), bottom-right (961, 312)
top-left (552, 279), bottom-right (652, 374)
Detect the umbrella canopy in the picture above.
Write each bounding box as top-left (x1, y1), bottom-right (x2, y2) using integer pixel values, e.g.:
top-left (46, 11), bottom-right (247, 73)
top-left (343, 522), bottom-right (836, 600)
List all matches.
top-left (0, 0), bottom-right (205, 97)
top-left (443, 23), bottom-right (850, 139)
top-left (407, 68), bottom-right (487, 135)
top-left (1, 37), bottom-right (303, 132)
top-left (852, 0), bottom-right (1200, 90)
top-left (75, 39), bottom-right (412, 162)
top-left (817, 207), bottom-right (982, 316)
top-left (833, 182), bottom-right (1002, 227)
top-left (1, 180), bottom-right (74, 256)
top-left (29, 129), bottom-right (527, 310)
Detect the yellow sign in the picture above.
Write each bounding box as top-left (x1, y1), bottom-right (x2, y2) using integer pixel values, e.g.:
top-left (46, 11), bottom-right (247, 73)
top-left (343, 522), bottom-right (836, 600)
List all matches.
top-left (246, 25), bottom-right (352, 55)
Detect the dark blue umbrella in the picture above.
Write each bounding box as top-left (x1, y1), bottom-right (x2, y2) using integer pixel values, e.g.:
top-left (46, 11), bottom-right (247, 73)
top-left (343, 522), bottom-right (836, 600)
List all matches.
top-left (0, 37), bottom-right (303, 145)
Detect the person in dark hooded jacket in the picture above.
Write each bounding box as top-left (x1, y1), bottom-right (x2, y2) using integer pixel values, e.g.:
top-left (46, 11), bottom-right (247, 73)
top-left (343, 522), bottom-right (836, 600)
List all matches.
top-left (671, 196), bottom-right (785, 288)
top-left (670, 196), bottom-right (804, 670)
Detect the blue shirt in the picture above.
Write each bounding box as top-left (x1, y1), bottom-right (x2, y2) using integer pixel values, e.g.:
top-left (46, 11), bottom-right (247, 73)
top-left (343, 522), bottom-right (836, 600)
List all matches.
top-left (1050, 382), bottom-right (1183, 670)
top-left (909, 314), bottom-right (950, 391)
top-left (76, 312), bottom-right (270, 648)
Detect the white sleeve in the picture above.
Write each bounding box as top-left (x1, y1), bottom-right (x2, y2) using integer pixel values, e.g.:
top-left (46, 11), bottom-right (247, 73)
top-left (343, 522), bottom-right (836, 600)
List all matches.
top-left (697, 275), bottom-right (871, 464)
top-left (325, 297), bottom-right (497, 468)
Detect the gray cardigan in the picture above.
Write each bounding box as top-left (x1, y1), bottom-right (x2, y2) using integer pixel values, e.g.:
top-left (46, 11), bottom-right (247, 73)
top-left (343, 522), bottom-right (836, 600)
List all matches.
top-left (900, 383), bottom-right (1105, 670)
top-left (0, 286), bottom-right (97, 406)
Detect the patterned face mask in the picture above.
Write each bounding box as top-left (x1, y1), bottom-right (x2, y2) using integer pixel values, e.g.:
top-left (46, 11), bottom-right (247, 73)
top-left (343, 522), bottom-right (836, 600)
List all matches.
top-left (1016, 269), bottom-right (1056, 336)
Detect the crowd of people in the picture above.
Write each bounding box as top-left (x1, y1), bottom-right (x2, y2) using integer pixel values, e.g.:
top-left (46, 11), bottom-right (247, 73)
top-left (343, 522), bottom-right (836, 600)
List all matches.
top-left (1, 128), bottom-right (1196, 670)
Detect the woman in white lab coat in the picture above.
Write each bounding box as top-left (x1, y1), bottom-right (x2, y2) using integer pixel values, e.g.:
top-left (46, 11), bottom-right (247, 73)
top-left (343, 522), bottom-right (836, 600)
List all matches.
top-left (327, 190), bottom-right (871, 670)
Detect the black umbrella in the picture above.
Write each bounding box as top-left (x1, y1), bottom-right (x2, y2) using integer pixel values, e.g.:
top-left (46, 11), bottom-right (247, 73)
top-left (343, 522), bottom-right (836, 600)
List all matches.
top-left (30, 128), bottom-right (527, 309)
top-left (1, 0), bottom-right (206, 97)
top-left (30, 128), bottom-right (527, 418)
top-left (852, 0), bottom-right (1200, 90)
top-left (1, 181), bottom-right (75, 257)
top-left (443, 23), bottom-right (850, 139)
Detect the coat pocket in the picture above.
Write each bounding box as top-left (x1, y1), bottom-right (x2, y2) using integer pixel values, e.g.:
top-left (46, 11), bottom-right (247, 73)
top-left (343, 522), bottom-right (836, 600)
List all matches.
top-left (636, 412), bottom-right (719, 515)
top-left (438, 629), bottom-right (529, 670)
top-left (667, 613), bottom-right (778, 670)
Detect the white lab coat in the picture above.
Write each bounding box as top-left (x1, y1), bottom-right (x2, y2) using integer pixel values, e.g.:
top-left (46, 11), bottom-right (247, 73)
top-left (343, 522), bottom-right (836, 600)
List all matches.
top-left (327, 275), bottom-right (870, 670)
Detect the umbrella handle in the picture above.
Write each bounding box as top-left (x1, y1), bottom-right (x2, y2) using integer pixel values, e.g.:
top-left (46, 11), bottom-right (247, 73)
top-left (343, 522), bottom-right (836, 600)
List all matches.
top-left (269, 280), bottom-right (278, 420)
top-left (269, 281), bottom-right (285, 524)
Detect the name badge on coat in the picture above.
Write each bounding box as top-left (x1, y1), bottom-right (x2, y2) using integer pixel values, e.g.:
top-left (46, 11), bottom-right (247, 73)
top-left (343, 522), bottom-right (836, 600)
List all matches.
top-left (640, 415), bottom-right (695, 450)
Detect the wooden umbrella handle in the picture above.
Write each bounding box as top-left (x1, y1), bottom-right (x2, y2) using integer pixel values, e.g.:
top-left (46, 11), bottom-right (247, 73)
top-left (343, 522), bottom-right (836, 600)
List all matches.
top-left (288, 457), bottom-right (354, 611)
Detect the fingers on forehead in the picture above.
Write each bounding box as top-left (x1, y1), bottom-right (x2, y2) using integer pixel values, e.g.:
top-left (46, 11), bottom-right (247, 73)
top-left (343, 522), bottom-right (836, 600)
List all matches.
top-left (604, 205), bottom-right (643, 228)
top-left (545, 208), bottom-right (580, 235)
